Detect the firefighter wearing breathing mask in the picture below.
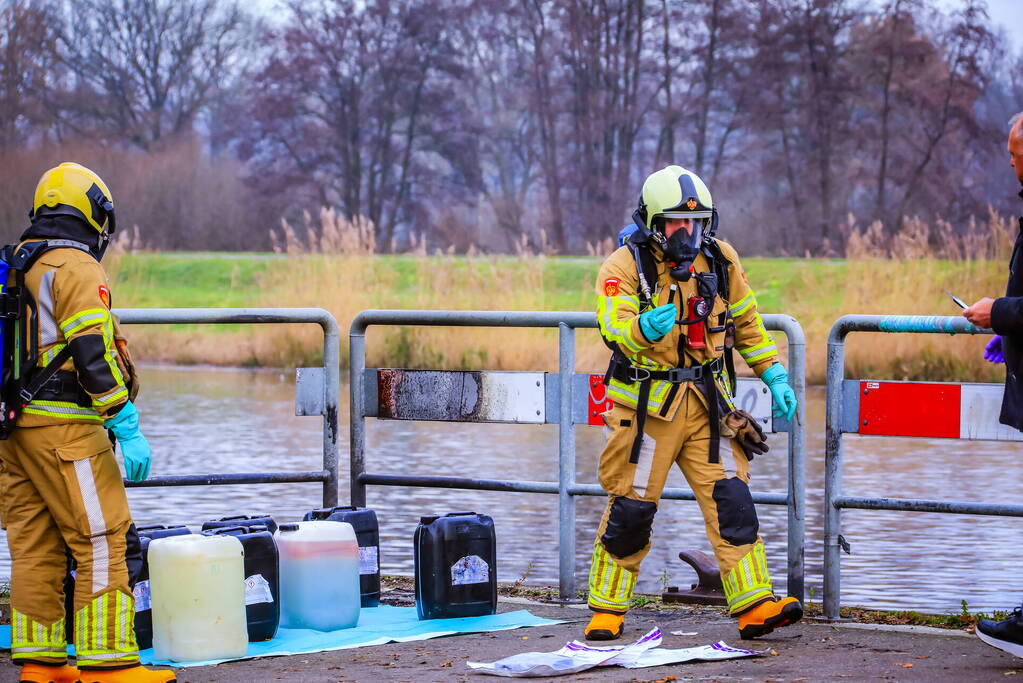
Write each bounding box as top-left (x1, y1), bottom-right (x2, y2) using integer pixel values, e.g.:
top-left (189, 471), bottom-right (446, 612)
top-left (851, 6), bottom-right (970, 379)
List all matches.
top-left (584, 165), bottom-right (802, 642)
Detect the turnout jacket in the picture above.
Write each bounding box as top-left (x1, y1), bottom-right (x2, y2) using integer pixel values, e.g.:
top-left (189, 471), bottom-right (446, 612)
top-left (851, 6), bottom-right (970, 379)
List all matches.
top-left (990, 189), bottom-right (1023, 431)
top-left (596, 238), bottom-right (778, 421)
top-left (16, 243), bottom-right (135, 427)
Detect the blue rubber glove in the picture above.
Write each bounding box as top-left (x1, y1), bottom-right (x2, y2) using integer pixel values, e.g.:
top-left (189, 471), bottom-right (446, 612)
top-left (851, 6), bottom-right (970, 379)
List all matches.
top-left (760, 362), bottom-right (797, 421)
top-left (984, 335), bottom-right (1005, 364)
top-left (638, 304), bottom-right (676, 342)
top-left (104, 401), bottom-right (151, 482)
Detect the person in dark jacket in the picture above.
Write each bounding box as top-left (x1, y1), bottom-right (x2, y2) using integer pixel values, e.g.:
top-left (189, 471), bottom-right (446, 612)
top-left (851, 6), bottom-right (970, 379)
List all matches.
top-left (963, 110), bottom-right (1023, 659)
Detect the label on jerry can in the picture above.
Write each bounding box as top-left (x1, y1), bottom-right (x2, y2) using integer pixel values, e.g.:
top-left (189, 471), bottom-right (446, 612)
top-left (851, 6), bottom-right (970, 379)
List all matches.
top-left (133, 580), bottom-right (151, 611)
top-left (451, 555), bottom-right (489, 586)
top-left (244, 574), bottom-right (274, 605)
top-left (359, 545), bottom-right (379, 575)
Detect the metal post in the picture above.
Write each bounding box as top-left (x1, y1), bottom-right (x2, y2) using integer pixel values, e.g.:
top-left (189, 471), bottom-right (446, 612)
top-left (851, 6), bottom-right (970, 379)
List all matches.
top-left (823, 323), bottom-right (847, 620)
top-left (347, 309), bottom-right (806, 606)
top-left (349, 320), bottom-right (368, 507)
top-left (321, 312), bottom-right (342, 507)
top-left (558, 323), bottom-right (577, 601)
top-left (116, 307), bottom-right (341, 503)
top-left (821, 314), bottom-right (990, 619)
top-left (779, 316), bottom-right (806, 602)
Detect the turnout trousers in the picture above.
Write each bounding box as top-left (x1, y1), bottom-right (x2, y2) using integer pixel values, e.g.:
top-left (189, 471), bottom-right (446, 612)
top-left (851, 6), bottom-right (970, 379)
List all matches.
top-left (0, 423), bottom-right (140, 668)
top-left (587, 389), bottom-right (775, 616)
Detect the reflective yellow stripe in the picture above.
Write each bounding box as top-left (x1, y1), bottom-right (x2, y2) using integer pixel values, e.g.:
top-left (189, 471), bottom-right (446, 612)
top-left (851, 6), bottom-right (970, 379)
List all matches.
top-left (598, 295), bottom-right (647, 353)
top-left (729, 289), bottom-right (756, 317)
top-left (607, 377), bottom-right (672, 410)
top-left (24, 400), bottom-right (103, 422)
top-left (587, 541), bottom-right (636, 612)
top-left (93, 387), bottom-right (128, 407)
top-left (714, 372), bottom-right (736, 411)
top-left (99, 315), bottom-right (125, 390)
top-left (722, 543), bottom-right (773, 614)
top-left (10, 609), bottom-right (66, 663)
top-left (39, 343), bottom-right (67, 366)
top-left (75, 592), bottom-right (139, 667)
top-left (59, 308), bottom-right (110, 337)
top-left (740, 341), bottom-right (777, 364)
top-left (738, 314), bottom-right (776, 364)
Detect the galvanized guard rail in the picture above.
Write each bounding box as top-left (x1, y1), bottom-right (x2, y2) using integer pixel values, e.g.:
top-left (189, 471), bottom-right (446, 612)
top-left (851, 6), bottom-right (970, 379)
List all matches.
top-left (350, 309), bottom-right (806, 602)
top-left (115, 307), bottom-right (341, 507)
top-left (823, 314), bottom-right (1023, 620)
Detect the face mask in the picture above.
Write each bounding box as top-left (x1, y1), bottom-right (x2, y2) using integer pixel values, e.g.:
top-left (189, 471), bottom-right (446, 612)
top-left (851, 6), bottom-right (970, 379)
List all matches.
top-left (661, 221), bottom-right (704, 281)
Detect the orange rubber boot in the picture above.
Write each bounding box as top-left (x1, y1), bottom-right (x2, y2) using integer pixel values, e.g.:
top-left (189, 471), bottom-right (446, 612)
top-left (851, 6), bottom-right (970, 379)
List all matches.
top-left (19, 663), bottom-right (80, 683)
top-left (584, 611), bottom-right (625, 640)
top-left (77, 666), bottom-right (177, 683)
top-left (737, 597), bottom-right (803, 640)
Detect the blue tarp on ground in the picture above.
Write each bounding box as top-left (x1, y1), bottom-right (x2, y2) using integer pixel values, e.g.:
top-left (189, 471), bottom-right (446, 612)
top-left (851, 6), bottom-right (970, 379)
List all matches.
top-left (0, 606), bottom-right (566, 668)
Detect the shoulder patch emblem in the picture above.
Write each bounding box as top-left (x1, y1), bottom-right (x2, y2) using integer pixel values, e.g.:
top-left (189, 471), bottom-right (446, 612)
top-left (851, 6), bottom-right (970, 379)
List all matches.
top-left (98, 284), bottom-right (111, 309)
top-left (604, 278), bottom-right (620, 296)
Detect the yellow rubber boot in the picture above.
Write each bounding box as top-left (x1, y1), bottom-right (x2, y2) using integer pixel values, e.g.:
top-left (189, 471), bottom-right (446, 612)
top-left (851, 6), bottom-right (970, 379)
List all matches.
top-left (584, 611), bottom-right (625, 640)
top-left (77, 666), bottom-right (177, 683)
top-left (19, 663), bottom-right (80, 683)
top-left (737, 597), bottom-right (803, 640)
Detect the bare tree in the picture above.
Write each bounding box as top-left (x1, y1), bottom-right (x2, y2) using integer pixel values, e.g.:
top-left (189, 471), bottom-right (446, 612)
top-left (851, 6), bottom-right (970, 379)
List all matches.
top-left (0, 1), bottom-right (58, 149)
top-left (238, 0), bottom-right (468, 250)
top-left (51, 0), bottom-right (249, 150)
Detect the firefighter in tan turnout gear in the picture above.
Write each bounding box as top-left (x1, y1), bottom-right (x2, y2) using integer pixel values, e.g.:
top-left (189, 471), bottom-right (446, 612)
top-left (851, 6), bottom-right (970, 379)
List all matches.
top-left (584, 166), bottom-right (802, 642)
top-left (0, 163), bottom-right (174, 683)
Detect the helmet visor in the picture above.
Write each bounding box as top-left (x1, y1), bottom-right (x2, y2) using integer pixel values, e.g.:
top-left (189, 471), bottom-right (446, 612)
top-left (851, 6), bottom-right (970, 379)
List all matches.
top-left (661, 216), bottom-right (708, 253)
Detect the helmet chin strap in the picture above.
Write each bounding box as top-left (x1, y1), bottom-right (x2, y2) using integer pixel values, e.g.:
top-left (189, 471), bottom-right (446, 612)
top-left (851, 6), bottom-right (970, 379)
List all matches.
top-left (96, 232), bottom-right (111, 262)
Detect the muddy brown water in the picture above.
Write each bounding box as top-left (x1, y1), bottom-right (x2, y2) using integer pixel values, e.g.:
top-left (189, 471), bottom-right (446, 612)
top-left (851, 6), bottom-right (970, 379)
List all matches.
top-left (0, 366), bottom-right (1020, 613)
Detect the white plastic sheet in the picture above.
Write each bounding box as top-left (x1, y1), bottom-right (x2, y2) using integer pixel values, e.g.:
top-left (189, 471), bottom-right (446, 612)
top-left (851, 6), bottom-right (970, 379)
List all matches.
top-left (466, 627), bottom-right (764, 677)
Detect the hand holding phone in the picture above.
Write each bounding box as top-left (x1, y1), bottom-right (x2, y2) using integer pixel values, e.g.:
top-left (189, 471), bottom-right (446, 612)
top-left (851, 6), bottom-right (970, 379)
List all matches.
top-left (944, 291), bottom-right (967, 309)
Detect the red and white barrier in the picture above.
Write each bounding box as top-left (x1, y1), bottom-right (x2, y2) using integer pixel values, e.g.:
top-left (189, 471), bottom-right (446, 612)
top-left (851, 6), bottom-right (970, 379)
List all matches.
top-left (856, 380), bottom-right (1023, 441)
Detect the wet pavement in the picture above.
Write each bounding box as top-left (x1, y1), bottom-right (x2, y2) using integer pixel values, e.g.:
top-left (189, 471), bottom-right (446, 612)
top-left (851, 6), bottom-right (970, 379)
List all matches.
top-left (2, 598), bottom-right (1019, 682)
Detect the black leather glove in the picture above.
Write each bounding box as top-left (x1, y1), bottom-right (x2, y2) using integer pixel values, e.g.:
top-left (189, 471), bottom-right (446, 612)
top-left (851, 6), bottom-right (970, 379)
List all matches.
top-left (720, 409), bottom-right (770, 460)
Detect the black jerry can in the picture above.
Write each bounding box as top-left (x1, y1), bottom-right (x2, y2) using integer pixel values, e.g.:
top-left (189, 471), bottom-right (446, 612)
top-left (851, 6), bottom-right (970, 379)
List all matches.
top-left (201, 514), bottom-right (278, 534)
top-left (303, 506), bottom-right (381, 607)
top-left (414, 512), bottom-right (497, 620)
top-left (134, 525), bottom-right (192, 649)
top-left (203, 525), bottom-right (280, 642)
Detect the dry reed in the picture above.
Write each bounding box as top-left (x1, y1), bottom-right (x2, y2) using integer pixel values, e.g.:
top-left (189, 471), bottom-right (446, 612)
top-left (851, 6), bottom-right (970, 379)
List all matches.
top-left (114, 208), bottom-right (1018, 386)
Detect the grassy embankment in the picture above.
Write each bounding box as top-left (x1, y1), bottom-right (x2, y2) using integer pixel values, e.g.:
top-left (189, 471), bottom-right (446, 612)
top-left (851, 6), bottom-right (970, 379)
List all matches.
top-left (107, 249), bottom-right (1008, 384)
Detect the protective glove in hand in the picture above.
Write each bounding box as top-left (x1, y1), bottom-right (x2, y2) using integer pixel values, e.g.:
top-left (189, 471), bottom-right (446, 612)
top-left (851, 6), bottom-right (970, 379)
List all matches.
top-left (984, 335), bottom-right (1005, 364)
top-left (720, 409), bottom-right (770, 460)
top-left (638, 304), bottom-right (676, 342)
top-left (105, 401), bottom-right (151, 482)
top-left (760, 362), bottom-right (798, 421)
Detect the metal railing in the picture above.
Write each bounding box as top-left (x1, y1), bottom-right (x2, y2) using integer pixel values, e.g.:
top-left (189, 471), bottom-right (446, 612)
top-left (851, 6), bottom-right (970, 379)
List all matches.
top-left (823, 314), bottom-right (1023, 620)
top-left (350, 309), bottom-right (806, 601)
top-left (115, 307), bottom-right (341, 507)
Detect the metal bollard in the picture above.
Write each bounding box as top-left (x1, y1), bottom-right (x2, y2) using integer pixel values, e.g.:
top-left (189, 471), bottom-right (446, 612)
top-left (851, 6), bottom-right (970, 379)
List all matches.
top-left (661, 550), bottom-right (727, 606)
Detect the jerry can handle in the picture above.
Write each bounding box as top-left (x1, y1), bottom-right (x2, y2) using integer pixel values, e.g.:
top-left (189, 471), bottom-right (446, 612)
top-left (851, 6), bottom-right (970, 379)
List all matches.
top-left (204, 526), bottom-right (248, 536)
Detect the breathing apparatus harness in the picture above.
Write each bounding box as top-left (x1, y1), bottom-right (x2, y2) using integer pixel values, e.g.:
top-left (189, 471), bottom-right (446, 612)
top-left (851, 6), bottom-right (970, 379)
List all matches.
top-left (601, 222), bottom-right (738, 465)
top-left (0, 239), bottom-right (97, 438)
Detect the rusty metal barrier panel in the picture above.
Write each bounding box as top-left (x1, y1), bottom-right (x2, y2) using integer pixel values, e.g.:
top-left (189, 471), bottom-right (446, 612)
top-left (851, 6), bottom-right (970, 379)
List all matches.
top-left (350, 310), bottom-right (806, 602)
top-left (823, 314), bottom-right (1023, 620)
top-left (115, 308), bottom-right (341, 507)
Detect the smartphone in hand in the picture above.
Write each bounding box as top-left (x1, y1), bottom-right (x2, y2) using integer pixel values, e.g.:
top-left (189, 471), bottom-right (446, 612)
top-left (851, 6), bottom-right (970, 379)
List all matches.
top-left (944, 291), bottom-right (968, 309)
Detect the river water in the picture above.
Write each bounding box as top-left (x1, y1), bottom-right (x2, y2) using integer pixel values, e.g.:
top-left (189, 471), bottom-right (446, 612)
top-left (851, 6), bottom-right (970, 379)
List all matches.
top-left (0, 366), bottom-right (1020, 614)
